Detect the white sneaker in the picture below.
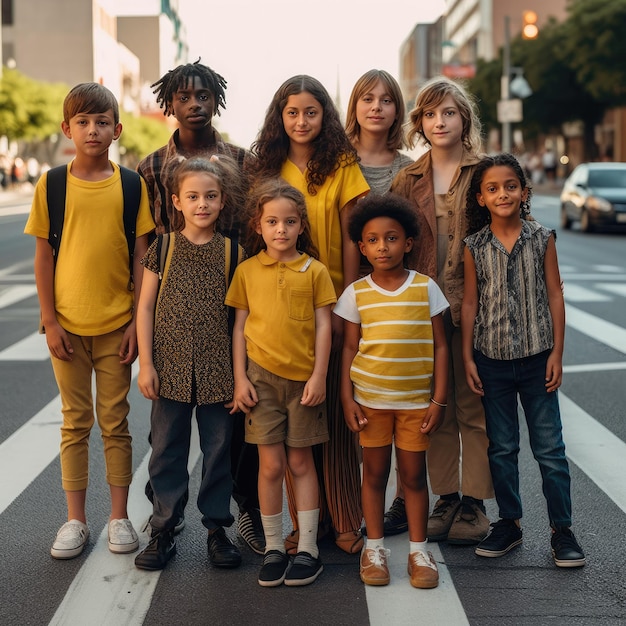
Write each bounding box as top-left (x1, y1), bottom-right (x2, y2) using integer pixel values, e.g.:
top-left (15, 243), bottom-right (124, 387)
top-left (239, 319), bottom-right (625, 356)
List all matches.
top-left (51, 520), bottom-right (90, 559)
top-left (108, 518), bottom-right (139, 554)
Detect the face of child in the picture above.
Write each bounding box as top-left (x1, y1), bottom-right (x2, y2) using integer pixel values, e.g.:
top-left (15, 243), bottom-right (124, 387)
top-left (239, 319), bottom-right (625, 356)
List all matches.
top-left (355, 80), bottom-right (397, 137)
top-left (61, 109), bottom-right (121, 158)
top-left (476, 165), bottom-right (528, 220)
top-left (172, 172), bottom-right (224, 234)
top-left (171, 75), bottom-right (215, 130)
top-left (421, 94), bottom-right (464, 149)
top-left (281, 91), bottom-right (323, 147)
top-left (358, 216), bottom-right (413, 272)
top-left (256, 197), bottom-right (304, 262)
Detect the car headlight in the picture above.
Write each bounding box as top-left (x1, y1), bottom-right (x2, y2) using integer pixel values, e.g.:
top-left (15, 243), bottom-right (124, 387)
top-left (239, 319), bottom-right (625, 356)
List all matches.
top-left (587, 196), bottom-right (613, 212)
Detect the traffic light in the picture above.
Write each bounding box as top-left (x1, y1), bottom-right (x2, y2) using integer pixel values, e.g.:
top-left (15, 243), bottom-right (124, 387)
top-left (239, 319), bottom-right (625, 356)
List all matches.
top-left (522, 10), bottom-right (539, 39)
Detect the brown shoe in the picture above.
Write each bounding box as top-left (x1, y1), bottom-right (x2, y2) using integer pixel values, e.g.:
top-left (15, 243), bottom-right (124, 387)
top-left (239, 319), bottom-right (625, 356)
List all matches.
top-left (447, 497), bottom-right (490, 545)
top-left (335, 529), bottom-right (364, 554)
top-left (427, 498), bottom-right (461, 541)
top-left (407, 550), bottom-right (439, 589)
top-left (360, 547), bottom-right (390, 586)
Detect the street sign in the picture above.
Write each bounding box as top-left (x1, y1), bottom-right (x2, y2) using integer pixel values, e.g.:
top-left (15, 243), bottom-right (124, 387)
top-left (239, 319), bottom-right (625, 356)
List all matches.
top-left (497, 98), bottom-right (523, 123)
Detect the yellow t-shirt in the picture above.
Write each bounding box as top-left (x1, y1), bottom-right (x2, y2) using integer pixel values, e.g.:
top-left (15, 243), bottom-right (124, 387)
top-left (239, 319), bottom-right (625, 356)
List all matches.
top-left (24, 162), bottom-right (155, 335)
top-left (225, 250), bottom-right (337, 381)
top-left (280, 159), bottom-right (369, 295)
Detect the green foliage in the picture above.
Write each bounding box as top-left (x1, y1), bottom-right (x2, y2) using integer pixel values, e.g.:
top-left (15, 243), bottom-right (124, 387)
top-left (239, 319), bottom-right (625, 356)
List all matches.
top-left (119, 113), bottom-right (171, 165)
top-left (562, 0), bottom-right (626, 103)
top-left (0, 68), bottom-right (67, 141)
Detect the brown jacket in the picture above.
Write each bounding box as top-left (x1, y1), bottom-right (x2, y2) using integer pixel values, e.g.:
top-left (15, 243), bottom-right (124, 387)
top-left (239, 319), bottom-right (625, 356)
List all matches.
top-left (390, 149), bottom-right (481, 326)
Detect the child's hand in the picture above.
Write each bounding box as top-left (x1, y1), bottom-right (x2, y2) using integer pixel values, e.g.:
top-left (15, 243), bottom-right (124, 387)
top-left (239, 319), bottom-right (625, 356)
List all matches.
top-left (464, 361), bottom-right (484, 396)
top-left (545, 351), bottom-right (563, 393)
top-left (342, 399), bottom-right (367, 432)
top-left (119, 320), bottom-right (138, 365)
top-left (138, 365), bottom-right (160, 400)
top-left (301, 373), bottom-right (326, 406)
top-left (230, 378), bottom-right (258, 414)
top-left (45, 322), bottom-right (73, 361)
top-left (421, 403), bottom-right (444, 434)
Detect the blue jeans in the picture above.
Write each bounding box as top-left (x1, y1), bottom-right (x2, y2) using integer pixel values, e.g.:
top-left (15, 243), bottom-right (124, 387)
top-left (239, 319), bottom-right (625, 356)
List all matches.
top-left (148, 397), bottom-right (235, 532)
top-left (474, 349), bottom-right (572, 527)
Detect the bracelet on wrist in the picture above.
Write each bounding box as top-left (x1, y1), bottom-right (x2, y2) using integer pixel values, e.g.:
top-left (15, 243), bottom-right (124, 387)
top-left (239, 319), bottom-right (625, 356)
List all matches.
top-left (430, 398), bottom-right (447, 408)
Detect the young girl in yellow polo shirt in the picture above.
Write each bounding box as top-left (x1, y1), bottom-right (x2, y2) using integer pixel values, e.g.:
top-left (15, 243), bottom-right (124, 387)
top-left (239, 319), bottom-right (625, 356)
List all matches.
top-left (226, 179), bottom-right (336, 587)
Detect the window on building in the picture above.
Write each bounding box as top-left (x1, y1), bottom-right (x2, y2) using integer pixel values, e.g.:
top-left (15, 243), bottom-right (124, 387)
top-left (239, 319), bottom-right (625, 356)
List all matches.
top-left (2, 0), bottom-right (13, 26)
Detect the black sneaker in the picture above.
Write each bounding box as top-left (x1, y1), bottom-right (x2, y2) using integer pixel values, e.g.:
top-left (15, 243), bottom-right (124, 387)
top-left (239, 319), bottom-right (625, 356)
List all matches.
top-left (551, 527), bottom-right (585, 568)
top-left (238, 508), bottom-right (266, 555)
top-left (284, 551), bottom-right (323, 586)
top-left (258, 550), bottom-right (290, 587)
top-left (135, 530), bottom-right (176, 571)
top-left (207, 527), bottom-right (242, 569)
top-left (142, 514), bottom-right (185, 536)
top-left (383, 497), bottom-right (408, 536)
top-left (475, 519), bottom-right (523, 558)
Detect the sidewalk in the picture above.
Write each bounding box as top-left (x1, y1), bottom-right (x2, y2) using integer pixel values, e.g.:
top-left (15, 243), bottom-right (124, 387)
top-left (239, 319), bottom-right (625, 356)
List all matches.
top-left (0, 186), bottom-right (34, 215)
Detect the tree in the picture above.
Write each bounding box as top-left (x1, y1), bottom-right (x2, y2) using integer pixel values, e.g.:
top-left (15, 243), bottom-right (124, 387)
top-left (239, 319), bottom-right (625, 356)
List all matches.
top-left (119, 113), bottom-right (171, 167)
top-left (562, 0), bottom-right (626, 104)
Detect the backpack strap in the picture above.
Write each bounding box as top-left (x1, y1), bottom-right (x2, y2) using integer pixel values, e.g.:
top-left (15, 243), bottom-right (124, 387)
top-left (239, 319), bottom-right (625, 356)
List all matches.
top-left (154, 232), bottom-right (174, 320)
top-left (119, 166), bottom-right (142, 280)
top-left (45, 165), bottom-right (69, 264)
top-left (45, 164), bottom-right (141, 279)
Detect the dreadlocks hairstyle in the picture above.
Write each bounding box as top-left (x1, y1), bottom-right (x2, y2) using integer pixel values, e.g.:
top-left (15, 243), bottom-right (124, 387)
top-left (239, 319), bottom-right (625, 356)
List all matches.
top-left (249, 75), bottom-right (358, 196)
top-left (245, 177), bottom-right (319, 258)
top-left (465, 152), bottom-right (533, 235)
top-left (150, 59), bottom-right (227, 117)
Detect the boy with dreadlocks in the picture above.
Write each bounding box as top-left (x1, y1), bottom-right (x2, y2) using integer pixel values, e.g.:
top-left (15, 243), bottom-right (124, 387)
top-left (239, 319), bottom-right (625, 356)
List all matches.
top-left (137, 60), bottom-right (265, 558)
top-left (137, 59), bottom-right (247, 236)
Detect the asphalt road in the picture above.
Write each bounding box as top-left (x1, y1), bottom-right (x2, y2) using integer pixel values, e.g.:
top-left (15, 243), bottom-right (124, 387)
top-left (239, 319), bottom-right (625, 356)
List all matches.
top-left (0, 189), bottom-right (625, 625)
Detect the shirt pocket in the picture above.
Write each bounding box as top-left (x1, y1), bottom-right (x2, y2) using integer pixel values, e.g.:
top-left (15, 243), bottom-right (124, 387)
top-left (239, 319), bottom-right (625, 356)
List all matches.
top-left (288, 288), bottom-right (314, 321)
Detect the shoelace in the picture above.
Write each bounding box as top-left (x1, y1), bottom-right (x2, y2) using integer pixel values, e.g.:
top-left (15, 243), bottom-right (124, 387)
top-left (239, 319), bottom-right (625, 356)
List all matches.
top-left (409, 550), bottom-right (436, 571)
top-left (365, 547), bottom-right (390, 566)
top-left (552, 529), bottom-right (581, 552)
top-left (431, 500), bottom-right (458, 518)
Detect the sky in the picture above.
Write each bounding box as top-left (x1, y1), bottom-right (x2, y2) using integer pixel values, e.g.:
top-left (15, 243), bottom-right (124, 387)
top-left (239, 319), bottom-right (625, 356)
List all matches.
top-left (178, 0), bottom-right (446, 148)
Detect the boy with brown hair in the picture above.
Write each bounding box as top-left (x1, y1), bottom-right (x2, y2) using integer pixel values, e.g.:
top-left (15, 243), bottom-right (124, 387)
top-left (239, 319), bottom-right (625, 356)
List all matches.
top-left (24, 82), bottom-right (155, 559)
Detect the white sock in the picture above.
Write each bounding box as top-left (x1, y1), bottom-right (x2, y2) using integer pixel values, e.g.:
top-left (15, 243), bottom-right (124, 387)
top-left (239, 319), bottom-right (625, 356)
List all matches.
top-left (410, 540), bottom-right (428, 555)
top-left (366, 537), bottom-right (384, 550)
top-left (297, 508), bottom-right (319, 558)
top-left (261, 512), bottom-right (284, 554)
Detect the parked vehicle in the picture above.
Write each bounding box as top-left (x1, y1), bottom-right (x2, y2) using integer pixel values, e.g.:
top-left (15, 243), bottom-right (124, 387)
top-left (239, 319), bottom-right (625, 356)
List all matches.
top-left (560, 162), bottom-right (626, 232)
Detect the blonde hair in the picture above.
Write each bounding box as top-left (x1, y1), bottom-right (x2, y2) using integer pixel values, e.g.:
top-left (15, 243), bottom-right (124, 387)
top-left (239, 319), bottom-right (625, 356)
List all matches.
top-left (407, 76), bottom-right (482, 153)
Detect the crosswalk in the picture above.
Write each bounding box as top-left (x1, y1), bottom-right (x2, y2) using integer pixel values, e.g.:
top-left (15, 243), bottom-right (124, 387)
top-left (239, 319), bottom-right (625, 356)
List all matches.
top-left (1, 262), bottom-right (625, 625)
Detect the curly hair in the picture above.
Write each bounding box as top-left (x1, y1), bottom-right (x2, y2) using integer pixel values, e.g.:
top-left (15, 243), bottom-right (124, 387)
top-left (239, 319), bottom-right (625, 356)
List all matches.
top-left (150, 59), bottom-right (227, 117)
top-left (407, 76), bottom-right (482, 153)
top-left (168, 155), bottom-right (245, 233)
top-left (348, 193), bottom-right (419, 244)
top-left (345, 69), bottom-right (408, 151)
top-left (245, 178), bottom-right (319, 258)
top-left (465, 152), bottom-right (533, 234)
top-left (249, 75), bottom-right (358, 195)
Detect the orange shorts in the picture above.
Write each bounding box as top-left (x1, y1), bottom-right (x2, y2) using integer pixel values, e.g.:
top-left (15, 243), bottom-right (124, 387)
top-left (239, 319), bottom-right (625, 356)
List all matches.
top-left (358, 405), bottom-right (430, 452)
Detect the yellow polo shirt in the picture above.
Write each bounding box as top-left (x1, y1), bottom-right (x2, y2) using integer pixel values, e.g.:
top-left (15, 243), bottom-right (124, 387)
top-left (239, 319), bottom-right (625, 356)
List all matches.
top-left (225, 250), bottom-right (336, 381)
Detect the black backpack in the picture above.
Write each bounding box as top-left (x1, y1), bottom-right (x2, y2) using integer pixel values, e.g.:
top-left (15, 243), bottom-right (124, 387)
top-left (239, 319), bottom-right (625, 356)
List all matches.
top-left (46, 164), bottom-right (142, 279)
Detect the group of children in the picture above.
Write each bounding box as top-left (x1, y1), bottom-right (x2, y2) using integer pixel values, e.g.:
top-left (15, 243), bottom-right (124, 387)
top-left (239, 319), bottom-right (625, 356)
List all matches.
top-left (24, 60), bottom-right (585, 593)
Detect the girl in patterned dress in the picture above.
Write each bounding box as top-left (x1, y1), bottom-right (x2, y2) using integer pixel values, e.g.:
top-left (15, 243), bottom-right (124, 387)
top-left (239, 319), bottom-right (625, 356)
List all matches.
top-left (134, 156), bottom-right (245, 571)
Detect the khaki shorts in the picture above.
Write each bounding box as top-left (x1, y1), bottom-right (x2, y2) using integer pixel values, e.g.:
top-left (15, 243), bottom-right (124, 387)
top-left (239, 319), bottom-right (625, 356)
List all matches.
top-left (245, 360), bottom-right (329, 448)
top-left (358, 405), bottom-right (430, 452)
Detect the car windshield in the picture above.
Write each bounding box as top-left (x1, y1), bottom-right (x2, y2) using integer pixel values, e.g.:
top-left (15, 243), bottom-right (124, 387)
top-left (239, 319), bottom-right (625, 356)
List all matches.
top-left (588, 169), bottom-right (626, 188)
